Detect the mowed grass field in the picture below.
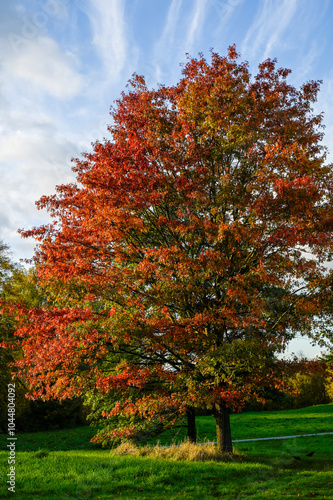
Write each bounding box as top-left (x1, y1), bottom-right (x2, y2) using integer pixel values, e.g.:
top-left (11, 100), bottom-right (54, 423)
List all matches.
top-left (1, 404), bottom-right (332, 499)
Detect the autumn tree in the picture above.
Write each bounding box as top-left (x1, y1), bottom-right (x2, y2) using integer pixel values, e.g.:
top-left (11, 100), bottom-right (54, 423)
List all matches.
top-left (13, 46), bottom-right (333, 452)
top-left (0, 246), bottom-right (88, 432)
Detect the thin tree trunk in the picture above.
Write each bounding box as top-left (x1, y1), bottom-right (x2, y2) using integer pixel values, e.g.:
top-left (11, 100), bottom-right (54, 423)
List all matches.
top-left (214, 400), bottom-right (233, 453)
top-left (186, 406), bottom-right (197, 443)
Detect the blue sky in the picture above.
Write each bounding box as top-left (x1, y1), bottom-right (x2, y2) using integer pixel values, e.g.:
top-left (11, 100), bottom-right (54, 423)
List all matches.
top-left (1, 0), bottom-right (333, 357)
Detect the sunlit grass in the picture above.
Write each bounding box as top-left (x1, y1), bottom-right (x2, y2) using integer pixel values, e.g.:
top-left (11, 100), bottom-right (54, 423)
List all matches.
top-left (0, 404), bottom-right (332, 499)
top-left (144, 403), bottom-right (333, 446)
top-left (1, 404), bottom-right (332, 452)
top-left (1, 437), bottom-right (333, 499)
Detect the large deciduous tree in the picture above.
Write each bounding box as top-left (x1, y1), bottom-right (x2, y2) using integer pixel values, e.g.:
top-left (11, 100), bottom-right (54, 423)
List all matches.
top-left (12, 47), bottom-right (333, 452)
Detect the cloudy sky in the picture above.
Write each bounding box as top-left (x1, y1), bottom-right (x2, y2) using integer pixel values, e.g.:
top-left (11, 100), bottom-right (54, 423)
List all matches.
top-left (1, 0), bottom-right (333, 357)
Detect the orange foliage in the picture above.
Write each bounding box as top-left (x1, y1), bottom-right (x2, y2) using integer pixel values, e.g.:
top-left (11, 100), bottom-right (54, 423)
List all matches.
top-left (4, 46), bottom-right (333, 439)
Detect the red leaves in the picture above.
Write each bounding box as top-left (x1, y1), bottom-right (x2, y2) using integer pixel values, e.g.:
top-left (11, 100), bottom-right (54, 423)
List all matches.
top-left (96, 364), bottom-right (176, 395)
top-left (11, 47), bottom-right (333, 428)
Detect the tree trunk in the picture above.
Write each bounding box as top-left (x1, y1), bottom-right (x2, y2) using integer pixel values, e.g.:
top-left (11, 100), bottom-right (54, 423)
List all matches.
top-left (214, 400), bottom-right (233, 453)
top-left (186, 406), bottom-right (197, 443)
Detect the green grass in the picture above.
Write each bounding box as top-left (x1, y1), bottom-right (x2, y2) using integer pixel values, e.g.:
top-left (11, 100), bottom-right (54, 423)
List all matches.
top-left (144, 403), bottom-right (333, 446)
top-left (2, 404), bottom-right (332, 452)
top-left (1, 404), bottom-right (332, 499)
top-left (0, 425), bottom-right (99, 452)
top-left (1, 437), bottom-right (333, 499)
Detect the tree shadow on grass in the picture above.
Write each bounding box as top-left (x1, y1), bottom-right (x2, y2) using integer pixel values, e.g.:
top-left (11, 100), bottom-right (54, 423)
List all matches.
top-left (0, 426), bottom-right (100, 452)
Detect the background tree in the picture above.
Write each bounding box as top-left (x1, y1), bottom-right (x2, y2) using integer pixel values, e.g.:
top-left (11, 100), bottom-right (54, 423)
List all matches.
top-left (0, 242), bottom-right (40, 431)
top-left (0, 240), bottom-right (16, 431)
top-left (13, 46), bottom-right (333, 452)
top-left (0, 244), bottom-right (87, 432)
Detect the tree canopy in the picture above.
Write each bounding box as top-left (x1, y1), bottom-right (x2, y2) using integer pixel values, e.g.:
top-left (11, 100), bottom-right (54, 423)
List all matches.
top-left (10, 46), bottom-right (333, 452)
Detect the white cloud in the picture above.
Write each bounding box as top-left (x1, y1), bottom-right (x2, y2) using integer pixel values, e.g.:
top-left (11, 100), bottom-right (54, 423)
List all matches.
top-left (2, 36), bottom-right (85, 100)
top-left (0, 131), bottom-right (75, 210)
top-left (0, 131), bottom-right (73, 177)
top-left (0, 128), bottom-right (76, 262)
top-left (85, 0), bottom-right (128, 81)
top-left (242, 0), bottom-right (299, 60)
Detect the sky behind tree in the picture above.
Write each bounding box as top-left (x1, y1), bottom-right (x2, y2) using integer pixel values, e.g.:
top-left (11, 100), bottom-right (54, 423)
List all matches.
top-left (1, 0), bottom-right (332, 357)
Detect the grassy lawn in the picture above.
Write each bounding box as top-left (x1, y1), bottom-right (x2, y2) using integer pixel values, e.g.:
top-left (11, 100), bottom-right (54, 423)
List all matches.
top-left (144, 403), bottom-right (333, 446)
top-left (0, 404), bottom-right (332, 499)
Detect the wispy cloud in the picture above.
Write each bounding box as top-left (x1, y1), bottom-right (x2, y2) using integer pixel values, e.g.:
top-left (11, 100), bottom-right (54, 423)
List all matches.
top-left (184, 0), bottom-right (210, 52)
top-left (151, 0), bottom-right (209, 85)
top-left (149, 0), bottom-right (183, 84)
top-left (86, 0), bottom-right (129, 81)
top-left (296, 41), bottom-right (320, 81)
top-left (212, 0), bottom-right (245, 35)
top-left (154, 0), bottom-right (183, 58)
top-left (241, 0), bottom-right (299, 60)
top-left (316, 71), bottom-right (333, 163)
